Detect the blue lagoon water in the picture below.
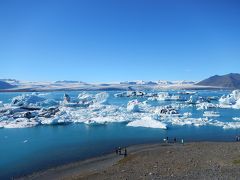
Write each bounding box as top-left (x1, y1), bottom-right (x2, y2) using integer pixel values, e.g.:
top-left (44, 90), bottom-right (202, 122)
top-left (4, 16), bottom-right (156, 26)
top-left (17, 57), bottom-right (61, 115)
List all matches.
top-left (0, 90), bottom-right (240, 179)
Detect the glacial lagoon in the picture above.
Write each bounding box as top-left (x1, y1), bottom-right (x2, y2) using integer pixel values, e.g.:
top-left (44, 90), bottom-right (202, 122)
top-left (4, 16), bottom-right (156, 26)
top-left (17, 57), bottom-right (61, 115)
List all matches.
top-left (1, 90), bottom-right (240, 179)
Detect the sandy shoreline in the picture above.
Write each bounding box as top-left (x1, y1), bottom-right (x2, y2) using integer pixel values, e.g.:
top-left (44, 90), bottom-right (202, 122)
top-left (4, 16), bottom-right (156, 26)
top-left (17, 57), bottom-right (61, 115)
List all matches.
top-left (18, 142), bottom-right (240, 180)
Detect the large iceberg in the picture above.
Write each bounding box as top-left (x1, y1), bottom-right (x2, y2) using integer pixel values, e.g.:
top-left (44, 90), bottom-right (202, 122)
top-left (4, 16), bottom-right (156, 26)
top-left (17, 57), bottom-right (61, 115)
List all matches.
top-left (11, 93), bottom-right (46, 107)
top-left (219, 90), bottom-right (240, 109)
top-left (127, 117), bottom-right (167, 129)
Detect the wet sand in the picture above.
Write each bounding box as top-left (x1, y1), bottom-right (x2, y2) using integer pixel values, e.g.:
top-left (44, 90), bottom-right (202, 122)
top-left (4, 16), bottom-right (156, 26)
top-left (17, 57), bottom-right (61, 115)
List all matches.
top-left (19, 142), bottom-right (240, 180)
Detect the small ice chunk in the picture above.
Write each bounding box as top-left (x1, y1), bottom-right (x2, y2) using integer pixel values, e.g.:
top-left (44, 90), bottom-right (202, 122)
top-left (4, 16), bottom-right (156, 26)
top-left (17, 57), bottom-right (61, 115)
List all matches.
top-left (0, 101), bottom-right (4, 107)
top-left (183, 112), bottom-right (192, 117)
top-left (203, 111), bottom-right (220, 117)
top-left (233, 117), bottom-right (240, 121)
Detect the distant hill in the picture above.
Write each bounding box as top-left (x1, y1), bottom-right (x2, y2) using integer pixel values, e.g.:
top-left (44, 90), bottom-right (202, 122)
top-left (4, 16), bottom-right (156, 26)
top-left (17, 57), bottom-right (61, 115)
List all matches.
top-left (55, 80), bottom-right (86, 84)
top-left (0, 81), bottom-right (15, 89)
top-left (196, 73), bottom-right (240, 89)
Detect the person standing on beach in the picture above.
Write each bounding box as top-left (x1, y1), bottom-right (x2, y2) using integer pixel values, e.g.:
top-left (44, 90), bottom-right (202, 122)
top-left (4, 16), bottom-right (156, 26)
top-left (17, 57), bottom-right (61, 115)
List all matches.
top-left (118, 147), bottom-right (122, 155)
top-left (174, 137), bottom-right (177, 143)
top-left (181, 139), bottom-right (184, 145)
top-left (237, 136), bottom-right (240, 142)
top-left (124, 148), bottom-right (127, 157)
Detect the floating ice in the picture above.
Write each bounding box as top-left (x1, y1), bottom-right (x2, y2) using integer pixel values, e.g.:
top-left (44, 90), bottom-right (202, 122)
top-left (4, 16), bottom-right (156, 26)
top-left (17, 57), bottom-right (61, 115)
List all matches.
top-left (232, 117), bottom-right (240, 121)
top-left (170, 117), bottom-right (209, 127)
top-left (222, 122), bottom-right (240, 129)
top-left (154, 105), bottom-right (179, 117)
top-left (94, 92), bottom-right (109, 104)
top-left (39, 116), bottom-right (70, 125)
top-left (11, 93), bottom-right (45, 107)
top-left (127, 117), bottom-right (167, 129)
top-left (0, 101), bottom-right (4, 107)
top-left (114, 91), bottom-right (145, 97)
top-left (203, 111), bottom-right (220, 117)
top-left (1, 91), bottom-right (240, 129)
top-left (78, 92), bottom-right (94, 102)
top-left (1, 118), bottom-right (39, 128)
top-left (219, 90), bottom-right (240, 108)
top-left (127, 100), bottom-right (140, 112)
top-left (186, 96), bottom-right (198, 104)
top-left (196, 102), bottom-right (217, 110)
top-left (232, 98), bottom-right (240, 109)
top-left (183, 112), bottom-right (192, 117)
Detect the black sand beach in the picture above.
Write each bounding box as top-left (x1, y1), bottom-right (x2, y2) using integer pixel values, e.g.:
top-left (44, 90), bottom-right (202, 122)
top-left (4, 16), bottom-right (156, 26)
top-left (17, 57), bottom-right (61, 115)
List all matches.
top-left (19, 142), bottom-right (240, 180)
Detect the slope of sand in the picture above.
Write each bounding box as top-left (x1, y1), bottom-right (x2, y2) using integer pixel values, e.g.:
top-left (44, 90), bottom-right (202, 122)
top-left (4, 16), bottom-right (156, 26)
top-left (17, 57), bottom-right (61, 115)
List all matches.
top-left (19, 142), bottom-right (240, 180)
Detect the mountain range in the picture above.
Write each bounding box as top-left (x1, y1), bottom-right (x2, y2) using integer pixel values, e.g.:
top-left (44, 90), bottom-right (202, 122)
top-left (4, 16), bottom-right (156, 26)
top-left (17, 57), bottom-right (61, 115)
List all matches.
top-left (197, 73), bottom-right (240, 89)
top-left (1, 73), bottom-right (240, 91)
top-left (0, 81), bottom-right (15, 89)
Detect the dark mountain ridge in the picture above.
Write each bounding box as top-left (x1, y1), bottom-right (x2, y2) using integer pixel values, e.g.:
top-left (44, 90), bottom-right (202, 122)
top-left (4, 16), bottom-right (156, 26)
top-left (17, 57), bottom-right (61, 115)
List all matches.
top-left (197, 73), bottom-right (240, 89)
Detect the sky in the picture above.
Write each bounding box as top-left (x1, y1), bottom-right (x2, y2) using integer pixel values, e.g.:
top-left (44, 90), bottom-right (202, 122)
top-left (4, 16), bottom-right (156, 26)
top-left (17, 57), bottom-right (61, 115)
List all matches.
top-left (0, 0), bottom-right (240, 82)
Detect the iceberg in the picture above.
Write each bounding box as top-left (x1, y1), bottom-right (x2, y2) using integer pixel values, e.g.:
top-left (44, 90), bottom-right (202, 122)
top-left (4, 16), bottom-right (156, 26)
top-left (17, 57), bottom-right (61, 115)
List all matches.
top-left (114, 91), bottom-right (145, 97)
top-left (0, 101), bottom-right (4, 107)
top-left (196, 102), bottom-right (217, 110)
top-left (78, 92), bottom-right (94, 102)
top-left (170, 117), bottom-right (209, 127)
top-left (203, 111), bottom-right (220, 117)
top-left (232, 117), bottom-right (240, 121)
top-left (222, 122), bottom-right (240, 129)
top-left (186, 96), bottom-right (198, 104)
top-left (219, 90), bottom-right (240, 107)
top-left (127, 117), bottom-right (167, 129)
top-left (154, 105), bottom-right (179, 117)
top-left (39, 116), bottom-right (70, 125)
top-left (94, 92), bottom-right (109, 104)
top-left (183, 112), bottom-right (192, 117)
top-left (127, 100), bottom-right (140, 112)
top-left (232, 98), bottom-right (240, 109)
top-left (1, 118), bottom-right (39, 128)
top-left (11, 93), bottom-right (45, 107)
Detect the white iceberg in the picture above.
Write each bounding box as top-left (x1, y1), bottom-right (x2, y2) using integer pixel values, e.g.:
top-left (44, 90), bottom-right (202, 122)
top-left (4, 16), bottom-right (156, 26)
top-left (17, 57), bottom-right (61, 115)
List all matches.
top-left (196, 102), bottom-right (217, 110)
top-left (1, 118), bottom-right (39, 128)
top-left (232, 117), bottom-right (240, 121)
top-left (219, 90), bottom-right (240, 108)
top-left (127, 117), bottom-right (167, 129)
top-left (11, 93), bottom-right (45, 107)
top-left (203, 111), bottom-right (220, 117)
top-left (183, 112), bottom-right (192, 117)
top-left (94, 92), bottom-right (109, 104)
top-left (223, 122), bottom-right (240, 129)
top-left (170, 117), bottom-right (209, 127)
top-left (0, 101), bottom-right (4, 108)
top-left (127, 100), bottom-right (140, 112)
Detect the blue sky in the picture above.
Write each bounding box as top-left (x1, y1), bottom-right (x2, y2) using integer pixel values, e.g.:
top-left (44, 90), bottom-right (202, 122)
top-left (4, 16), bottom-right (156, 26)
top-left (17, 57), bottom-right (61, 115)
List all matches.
top-left (0, 0), bottom-right (240, 82)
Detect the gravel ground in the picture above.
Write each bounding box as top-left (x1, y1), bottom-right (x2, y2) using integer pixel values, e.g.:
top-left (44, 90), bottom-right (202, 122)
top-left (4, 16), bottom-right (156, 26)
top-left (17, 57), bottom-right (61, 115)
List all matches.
top-left (77, 142), bottom-right (240, 180)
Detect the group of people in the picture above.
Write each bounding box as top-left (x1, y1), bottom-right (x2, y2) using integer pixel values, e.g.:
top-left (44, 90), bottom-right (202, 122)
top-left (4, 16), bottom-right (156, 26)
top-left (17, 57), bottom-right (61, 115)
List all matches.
top-left (116, 147), bottom-right (127, 157)
top-left (163, 137), bottom-right (184, 145)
